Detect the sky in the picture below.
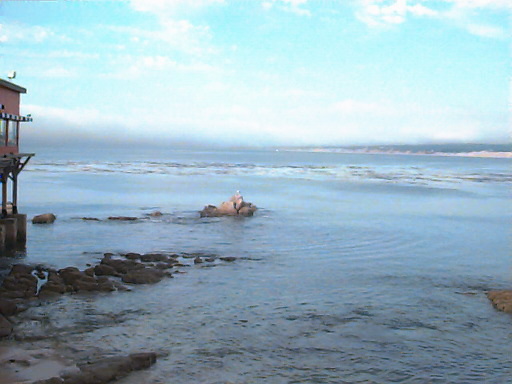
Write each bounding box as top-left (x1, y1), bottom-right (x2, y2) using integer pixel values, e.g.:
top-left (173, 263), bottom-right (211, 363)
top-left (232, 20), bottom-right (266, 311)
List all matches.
top-left (0, 0), bottom-right (510, 148)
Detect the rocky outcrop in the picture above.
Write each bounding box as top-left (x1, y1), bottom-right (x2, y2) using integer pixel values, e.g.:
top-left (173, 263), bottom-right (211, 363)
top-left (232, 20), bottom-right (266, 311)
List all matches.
top-left (32, 213), bottom-right (56, 224)
top-left (33, 352), bottom-right (157, 384)
top-left (200, 191), bottom-right (257, 217)
top-left (487, 290), bottom-right (512, 313)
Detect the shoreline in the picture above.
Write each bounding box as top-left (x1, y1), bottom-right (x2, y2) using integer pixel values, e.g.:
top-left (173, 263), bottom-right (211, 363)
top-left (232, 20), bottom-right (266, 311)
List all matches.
top-left (283, 148), bottom-right (512, 159)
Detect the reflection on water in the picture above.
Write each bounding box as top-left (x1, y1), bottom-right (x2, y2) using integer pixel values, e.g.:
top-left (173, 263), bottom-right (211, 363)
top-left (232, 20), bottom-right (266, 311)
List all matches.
top-left (4, 150), bottom-right (512, 383)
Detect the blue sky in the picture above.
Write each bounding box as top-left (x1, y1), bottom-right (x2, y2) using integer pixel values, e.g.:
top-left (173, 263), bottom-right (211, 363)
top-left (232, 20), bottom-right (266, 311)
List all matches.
top-left (0, 0), bottom-right (510, 147)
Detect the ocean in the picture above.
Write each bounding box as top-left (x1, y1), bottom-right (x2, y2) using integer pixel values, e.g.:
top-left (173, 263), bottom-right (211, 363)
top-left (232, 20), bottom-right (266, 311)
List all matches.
top-left (3, 147), bottom-right (512, 383)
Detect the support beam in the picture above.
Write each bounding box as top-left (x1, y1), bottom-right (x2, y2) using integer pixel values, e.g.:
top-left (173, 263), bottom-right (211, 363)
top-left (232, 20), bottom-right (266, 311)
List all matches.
top-left (1, 170), bottom-right (7, 218)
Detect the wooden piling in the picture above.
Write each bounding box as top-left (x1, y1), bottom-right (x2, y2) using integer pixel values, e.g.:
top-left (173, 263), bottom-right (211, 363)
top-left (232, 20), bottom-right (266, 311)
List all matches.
top-left (0, 218), bottom-right (17, 248)
top-left (8, 213), bottom-right (26, 244)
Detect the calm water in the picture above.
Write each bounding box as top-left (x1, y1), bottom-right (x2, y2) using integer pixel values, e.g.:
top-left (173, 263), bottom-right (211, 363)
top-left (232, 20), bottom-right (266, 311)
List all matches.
top-left (5, 148), bottom-right (512, 383)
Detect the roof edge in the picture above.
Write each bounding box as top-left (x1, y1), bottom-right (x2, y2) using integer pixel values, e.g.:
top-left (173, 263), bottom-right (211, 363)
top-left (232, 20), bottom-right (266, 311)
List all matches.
top-left (0, 79), bottom-right (27, 94)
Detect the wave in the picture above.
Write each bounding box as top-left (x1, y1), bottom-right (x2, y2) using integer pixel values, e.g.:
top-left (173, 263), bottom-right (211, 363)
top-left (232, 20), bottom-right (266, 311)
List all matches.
top-left (25, 160), bottom-right (512, 186)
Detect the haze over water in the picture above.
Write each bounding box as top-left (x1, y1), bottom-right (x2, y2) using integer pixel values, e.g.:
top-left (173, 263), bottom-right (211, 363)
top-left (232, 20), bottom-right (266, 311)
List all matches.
top-left (5, 147), bottom-right (512, 383)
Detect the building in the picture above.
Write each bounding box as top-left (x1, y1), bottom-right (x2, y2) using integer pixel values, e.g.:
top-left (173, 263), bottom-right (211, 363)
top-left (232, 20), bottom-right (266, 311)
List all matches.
top-left (0, 78), bottom-right (33, 248)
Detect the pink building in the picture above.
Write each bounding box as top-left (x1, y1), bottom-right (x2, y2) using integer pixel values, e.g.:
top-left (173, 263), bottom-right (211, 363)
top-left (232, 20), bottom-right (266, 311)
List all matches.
top-left (0, 79), bottom-right (32, 156)
top-left (0, 78), bottom-right (33, 222)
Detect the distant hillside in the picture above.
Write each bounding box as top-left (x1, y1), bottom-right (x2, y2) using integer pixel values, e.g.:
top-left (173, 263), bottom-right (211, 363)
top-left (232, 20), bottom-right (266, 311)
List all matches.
top-left (343, 143), bottom-right (510, 154)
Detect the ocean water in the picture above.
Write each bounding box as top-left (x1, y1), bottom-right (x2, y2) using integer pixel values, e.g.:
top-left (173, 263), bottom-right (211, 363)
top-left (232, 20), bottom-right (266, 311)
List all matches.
top-left (4, 148), bottom-right (512, 383)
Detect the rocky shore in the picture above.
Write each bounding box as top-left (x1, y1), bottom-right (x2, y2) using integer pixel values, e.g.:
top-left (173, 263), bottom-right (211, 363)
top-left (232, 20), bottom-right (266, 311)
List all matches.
top-left (0, 250), bottom-right (235, 383)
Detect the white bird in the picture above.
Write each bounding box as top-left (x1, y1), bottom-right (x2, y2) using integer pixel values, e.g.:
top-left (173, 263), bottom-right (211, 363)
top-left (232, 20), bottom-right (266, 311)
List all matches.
top-left (230, 190), bottom-right (244, 212)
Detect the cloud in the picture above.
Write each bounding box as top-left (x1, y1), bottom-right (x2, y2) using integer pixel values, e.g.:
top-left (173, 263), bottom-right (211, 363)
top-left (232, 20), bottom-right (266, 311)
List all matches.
top-left (262, 0), bottom-right (311, 16)
top-left (356, 0), bottom-right (509, 38)
top-left (0, 23), bottom-right (60, 44)
top-left (129, 0), bottom-right (225, 15)
top-left (107, 19), bottom-right (213, 56)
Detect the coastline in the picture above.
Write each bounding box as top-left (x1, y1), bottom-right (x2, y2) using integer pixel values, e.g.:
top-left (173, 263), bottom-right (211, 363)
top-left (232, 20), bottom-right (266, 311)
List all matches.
top-left (284, 148), bottom-right (512, 159)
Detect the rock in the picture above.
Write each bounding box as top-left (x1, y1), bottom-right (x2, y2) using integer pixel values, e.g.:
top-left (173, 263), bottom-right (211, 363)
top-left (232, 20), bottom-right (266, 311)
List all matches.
top-left (39, 281), bottom-right (66, 297)
top-left (84, 267), bottom-right (95, 277)
top-left (81, 217), bottom-right (100, 221)
top-left (94, 264), bottom-right (119, 277)
top-left (9, 264), bottom-right (35, 276)
top-left (58, 267), bottom-right (85, 286)
top-left (217, 201), bottom-right (239, 216)
top-left (101, 258), bottom-right (142, 274)
top-left (32, 213), bottom-right (56, 224)
top-left (200, 205), bottom-right (219, 218)
top-left (1, 274), bottom-right (37, 298)
top-left (0, 299), bottom-right (17, 316)
top-left (62, 353), bottom-right (157, 384)
top-left (74, 356), bottom-right (132, 383)
top-left (148, 211), bottom-right (163, 217)
top-left (123, 252), bottom-right (141, 260)
top-left (108, 216), bottom-right (138, 221)
top-left (238, 203), bottom-right (257, 217)
top-left (33, 378), bottom-right (64, 384)
top-left (140, 253), bottom-right (169, 263)
top-left (200, 193), bottom-right (257, 217)
top-left (194, 257), bottom-right (203, 264)
top-left (0, 313), bottom-right (12, 338)
top-left (488, 290), bottom-right (512, 313)
top-left (129, 352), bottom-right (157, 370)
top-left (122, 268), bottom-right (164, 284)
top-left (220, 257), bottom-right (237, 262)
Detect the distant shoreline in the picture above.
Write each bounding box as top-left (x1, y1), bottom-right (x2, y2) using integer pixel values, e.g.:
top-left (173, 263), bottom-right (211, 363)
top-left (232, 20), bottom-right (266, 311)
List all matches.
top-left (282, 148), bottom-right (512, 159)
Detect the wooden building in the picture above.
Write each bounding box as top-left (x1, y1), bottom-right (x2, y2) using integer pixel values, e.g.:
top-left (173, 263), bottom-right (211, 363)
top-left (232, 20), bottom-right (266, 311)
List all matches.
top-left (0, 78), bottom-right (33, 248)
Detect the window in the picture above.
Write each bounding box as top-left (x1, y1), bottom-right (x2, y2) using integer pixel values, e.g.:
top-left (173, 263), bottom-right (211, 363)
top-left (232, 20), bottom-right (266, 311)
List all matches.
top-left (0, 120), bottom-right (6, 146)
top-left (7, 120), bottom-right (18, 147)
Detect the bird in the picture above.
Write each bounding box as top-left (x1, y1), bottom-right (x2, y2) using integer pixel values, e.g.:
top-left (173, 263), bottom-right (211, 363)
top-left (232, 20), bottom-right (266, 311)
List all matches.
top-left (230, 190), bottom-right (244, 212)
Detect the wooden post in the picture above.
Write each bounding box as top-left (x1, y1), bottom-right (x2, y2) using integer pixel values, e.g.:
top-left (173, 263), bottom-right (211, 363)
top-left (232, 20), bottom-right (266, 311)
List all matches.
top-left (8, 213), bottom-right (26, 244)
top-left (1, 170), bottom-right (7, 218)
top-left (0, 218), bottom-right (17, 248)
top-left (12, 173), bottom-right (18, 214)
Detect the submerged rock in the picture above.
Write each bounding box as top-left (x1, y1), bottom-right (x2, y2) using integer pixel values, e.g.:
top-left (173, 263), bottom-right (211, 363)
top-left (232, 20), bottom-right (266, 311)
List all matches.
top-left (40, 352), bottom-right (159, 384)
top-left (32, 213), bottom-right (56, 224)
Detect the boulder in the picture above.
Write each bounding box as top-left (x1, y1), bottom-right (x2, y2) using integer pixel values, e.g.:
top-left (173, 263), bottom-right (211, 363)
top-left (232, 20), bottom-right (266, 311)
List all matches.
top-left (199, 205), bottom-right (218, 218)
top-left (101, 258), bottom-right (142, 274)
top-left (94, 264), bottom-right (119, 277)
top-left (0, 299), bottom-right (17, 316)
top-left (32, 213), bottom-right (56, 224)
top-left (200, 192), bottom-right (257, 217)
top-left (488, 290), bottom-right (512, 313)
top-left (140, 253), bottom-right (169, 263)
top-left (108, 216), bottom-right (138, 221)
top-left (129, 352), bottom-right (157, 370)
top-left (238, 203), bottom-right (257, 217)
top-left (220, 256), bottom-right (237, 262)
top-left (0, 313), bottom-right (12, 338)
top-left (58, 267), bottom-right (85, 286)
top-left (9, 264), bottom-right (35, 276)
top-left (33, 378), bottom-right (64, 384)
top-left (122, 268), bottom-right (164, 284)
top-left (123, 252), bottom-right (141, 260)
top-left (61, 353), bottom-right (157, 384)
